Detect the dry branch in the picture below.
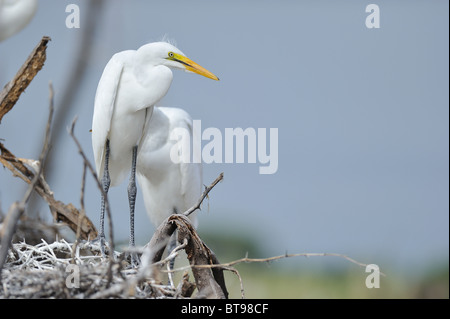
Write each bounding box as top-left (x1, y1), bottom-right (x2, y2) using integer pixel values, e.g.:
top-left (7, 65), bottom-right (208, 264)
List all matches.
top-left (0, 38), bottom-right (97, 241)
top-left (145, 213), bottom-right (228, 299)
top-left (170, 214), bottom-right (228, 299)
top-left (0, 36), bottom-right (50, 123)
top-left (0, 145), bottom-right (97, 241)
top-left (44, 1), bottom-right (104, 185)
top-left (0, 82), bottom-right (54, 277)
top-left (0, 202), bottom-right (25, 278)
top-left (189, 252), bottom-right (385, 276)
top-left (167, 174), bottom-right (228, 298)
top-left (68, 118), bottom-right (114, 260)
top-left (0, 83), bottom-right (98, 242)
top-left (184, 172), bottom-right (223, 217)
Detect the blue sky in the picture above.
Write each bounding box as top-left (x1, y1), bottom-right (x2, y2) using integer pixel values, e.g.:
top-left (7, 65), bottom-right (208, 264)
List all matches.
top-left (0, 0), bottom-right (448, 277)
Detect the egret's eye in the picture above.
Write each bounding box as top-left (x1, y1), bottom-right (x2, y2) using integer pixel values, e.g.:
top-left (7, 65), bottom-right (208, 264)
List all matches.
top-left (168, 52), bottom-right (174, 58)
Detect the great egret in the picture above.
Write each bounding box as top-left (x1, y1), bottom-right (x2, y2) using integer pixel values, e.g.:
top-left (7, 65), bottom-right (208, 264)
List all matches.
top-left (137, 106), bottom-right (202, 270)
top-left (92, 41), bottom-right (218, 265)
top-left (0, 0), bottom-right (38, 42)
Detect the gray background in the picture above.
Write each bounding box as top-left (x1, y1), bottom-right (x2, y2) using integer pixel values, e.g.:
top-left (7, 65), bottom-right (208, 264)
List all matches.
top-left (0, 0), bottom-right (448, 279)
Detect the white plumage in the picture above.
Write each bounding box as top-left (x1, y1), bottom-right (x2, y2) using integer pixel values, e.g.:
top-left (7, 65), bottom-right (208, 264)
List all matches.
top-left (137, 106), bottom-right (202, 228)
top-left (92, 44), bottom-right (176, 187)
top-left (0, 0), bottom-right (37, 42)
top-left (91, 41), bottom-right (218, 257)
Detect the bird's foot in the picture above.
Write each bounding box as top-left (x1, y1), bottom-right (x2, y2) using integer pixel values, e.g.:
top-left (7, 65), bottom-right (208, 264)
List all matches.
top-left (125, 251), bottom-right (141, 269)
top-left (131, 252), bottom-right (140, 268)
top-left (83, 234), bottom-right (108, 258)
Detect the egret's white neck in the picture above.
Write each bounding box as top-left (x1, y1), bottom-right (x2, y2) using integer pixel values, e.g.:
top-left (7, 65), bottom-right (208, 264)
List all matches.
top-left (132, 58), bottom-right (174, 92)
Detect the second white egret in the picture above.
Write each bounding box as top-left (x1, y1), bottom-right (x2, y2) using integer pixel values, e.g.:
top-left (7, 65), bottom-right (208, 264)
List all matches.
top-left (137, 106), bottom-right (202, 270)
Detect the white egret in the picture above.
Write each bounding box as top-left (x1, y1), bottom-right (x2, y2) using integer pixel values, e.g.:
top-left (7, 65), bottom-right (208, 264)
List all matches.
top-left (137, 106), bottom-right (202, 269)
top-left (92, 41), bottom-right (218, 265)
top-left (0, 0), bottom-right (38, 42)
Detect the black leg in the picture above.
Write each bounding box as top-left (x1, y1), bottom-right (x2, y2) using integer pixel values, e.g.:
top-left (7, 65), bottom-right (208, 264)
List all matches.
top-left (128, 145), bottom-right (139, 266)
top-left (99, 139), bottom-right (111, 255)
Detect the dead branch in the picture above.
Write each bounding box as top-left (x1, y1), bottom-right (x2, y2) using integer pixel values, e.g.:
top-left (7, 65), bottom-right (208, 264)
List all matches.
top-left (0, 145), bottom-right (97, 242)
top-left (153, 173), bottom-right (228, 298)
top-left (0, 36), bottom-right (97, 241)
top-left (184, 172), bottom-right (224, 217)
top-left (170, 251), bottom-right (386, 281)
top-left (68, 118), bottom-right (114, 260)
top-left (176, 271), bottom-right (196, 298)
top-left (44, 1), bottom-right (104, 185)
top-left (0, 87), bottom-right (98, 241)
top-left (68, 117), bottom-right (119, 289)
top-left (0, 36), bottom-right (50, 123)
top-left (190, 252), bottom-right (385, 276)
top-left (0, 202), bottom-right (25, 279)
top-left (146, 213), bottom-right (228, 299)
top-left (0, 83), bottom-right (55, 278)
top-left (21, 82), bottom-right (53, 204)
top-left (174, 214), bottom-right (228, 299)
top-left (222, 266), bottom-right (245, 299)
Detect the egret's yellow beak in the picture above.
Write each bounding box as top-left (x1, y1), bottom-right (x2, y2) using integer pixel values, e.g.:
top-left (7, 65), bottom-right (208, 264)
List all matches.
top-left (169, 52), bottom-right (219, 81)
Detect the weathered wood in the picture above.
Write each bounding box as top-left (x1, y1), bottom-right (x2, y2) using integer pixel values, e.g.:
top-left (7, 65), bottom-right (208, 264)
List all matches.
top-left (149, 214), bottom-right (229, 299)
top-left (0, 36), bottom-right (50, 123)
top-left (148, 216), bottom-right (177, 262)
top-left (0, 142), bottom-right (98, 240)
top-left (177, 271), bottom-right (196, 298)
top-left (0, 202), bottom-right (25, 280)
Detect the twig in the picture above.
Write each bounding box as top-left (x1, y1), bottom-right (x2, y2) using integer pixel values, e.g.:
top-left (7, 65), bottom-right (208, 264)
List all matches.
top-left (147, 213), bottom-right (229, 299)
top-left (0, 82), bottom-right (54, 279)
top-left (68, 117), bottom-right (113, 249)
top-left (0, 143), bottom-right (97, 241)
top-left (172, 252), bottom-right (386, 277)
top-left (222, 266), bottom-right (245, 299)
top-left (68, 118), bottom-right (115, 283)
top-left (21, 82), bottom-right (53, 204)
top-left (123, 239), bottom-right (189, 297)
top-left (152, 238), bottom-right (188, 269)
top-left (0, 202), bottom-right (25, 280)
top-left (43, 0), bottom-right (104, 188)
top-left (0, 60), bottom-right (97, 240)
top-left (71, 163), bottom-right (88, 262)
top-left (0, 36), bottom-right (51, 123)
top-left (175, 271), bottom-right (196, 298)
top-left (183, 172), bottom-right (223, 217)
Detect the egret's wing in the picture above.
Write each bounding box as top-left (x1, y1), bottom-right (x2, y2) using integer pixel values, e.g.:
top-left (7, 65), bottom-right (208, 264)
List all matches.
top-left (91, 52), bottom-right (128, 178)
top-left (180, 116), bottom-right (202, 228)
top-left (180, 118), bottom-right (203, 200)
top-left (167, 108), bottom-right (203, 218)
top-left (180, 154), bottom-right (203, 206)
top-left (0, 0), bottom-right (6, 40)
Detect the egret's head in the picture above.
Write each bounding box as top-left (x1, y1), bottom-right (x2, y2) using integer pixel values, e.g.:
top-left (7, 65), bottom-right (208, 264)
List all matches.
top-left (139, 42), bottom-right (219, 81)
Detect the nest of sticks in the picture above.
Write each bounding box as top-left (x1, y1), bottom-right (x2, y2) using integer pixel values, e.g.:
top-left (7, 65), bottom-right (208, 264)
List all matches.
top-left (0, 212), bottom-right (230, 299)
